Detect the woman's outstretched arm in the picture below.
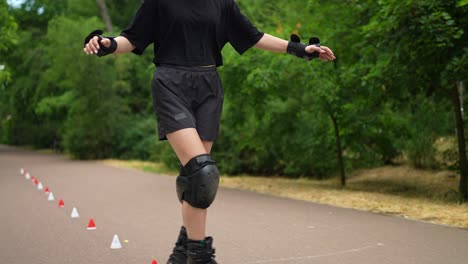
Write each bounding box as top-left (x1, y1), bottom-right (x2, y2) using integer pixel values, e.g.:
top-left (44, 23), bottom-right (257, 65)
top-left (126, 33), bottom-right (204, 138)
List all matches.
top-left (83, 36), bottom-right (135, 55)
top-left (254, 33), bottom-right (335, 61)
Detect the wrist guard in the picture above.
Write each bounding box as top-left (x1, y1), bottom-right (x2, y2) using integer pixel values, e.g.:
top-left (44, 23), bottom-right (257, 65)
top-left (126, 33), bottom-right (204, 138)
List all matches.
top-left (287, 34), bottom-right (321, 61)
top-left (84, 30), bottom-right (118, 57)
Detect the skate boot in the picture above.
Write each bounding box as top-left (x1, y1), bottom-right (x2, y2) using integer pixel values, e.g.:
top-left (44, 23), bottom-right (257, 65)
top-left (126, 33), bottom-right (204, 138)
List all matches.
top-left (187, 237), bottom-right (217, 264)
top-left (167, 226), bottom-right (188, 264)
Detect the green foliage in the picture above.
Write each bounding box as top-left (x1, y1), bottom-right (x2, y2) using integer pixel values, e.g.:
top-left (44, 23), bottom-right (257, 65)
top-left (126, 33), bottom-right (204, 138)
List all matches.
top-left (3, 32), bottom-right (44, 145)
top-left (41, 16), bottom-right (131, 159)
top-left (114, 116), bottom-right (157, 160)
top-left (405, 96), bottom-right (453, 168)
top-left (151, 141), bottom-right (180, 171)
top-left (458, 0), bottom-right (468, 7)
top-left (66, 0), bottom-right (99, 20)
top-left (0, 1), bottom-right (18, 55)
top-left (0, 1), bottom-right (18, 142)
top-left (107, 0), bottom-right (142, 29)
top-left (9, 0), bottom-right (68, 31)
top-left (361, 0), bottom-right (466, 94)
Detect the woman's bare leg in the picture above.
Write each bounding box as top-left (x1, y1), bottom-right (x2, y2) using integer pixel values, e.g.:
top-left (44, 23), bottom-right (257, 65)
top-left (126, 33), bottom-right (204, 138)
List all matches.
top-left (202, 141), bottom-right (214, 154)
top-left (166, 128), bottom-right (214, 241)
top-left (166, 128), bottom-right (208, 165)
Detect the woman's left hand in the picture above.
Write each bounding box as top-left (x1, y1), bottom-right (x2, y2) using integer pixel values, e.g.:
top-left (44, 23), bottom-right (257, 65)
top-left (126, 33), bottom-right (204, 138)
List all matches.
top-left (306, 45), bottom-right (336, 61)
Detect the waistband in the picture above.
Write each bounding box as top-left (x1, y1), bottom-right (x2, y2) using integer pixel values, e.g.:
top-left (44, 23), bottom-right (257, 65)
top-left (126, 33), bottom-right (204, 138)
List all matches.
top-left (157, 64), bottom-right (217, 72)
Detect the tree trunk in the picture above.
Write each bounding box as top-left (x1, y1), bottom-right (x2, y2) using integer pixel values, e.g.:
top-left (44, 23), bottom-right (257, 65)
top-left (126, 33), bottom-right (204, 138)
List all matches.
top-left (451, 81), bottom-right (468, 202)
top-left (330, 113), bottom-right (346, 186)
top-left (96, 0), bottom-right (113, 33)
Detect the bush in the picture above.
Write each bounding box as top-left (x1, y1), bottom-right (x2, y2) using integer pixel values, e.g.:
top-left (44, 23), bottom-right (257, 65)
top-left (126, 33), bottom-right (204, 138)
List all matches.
top-left (405, 96), bottom-right (452, 169)
top-left (151, 140), bottom-right (180, 171)
top-left (114, 116), bottom-right (158, 160)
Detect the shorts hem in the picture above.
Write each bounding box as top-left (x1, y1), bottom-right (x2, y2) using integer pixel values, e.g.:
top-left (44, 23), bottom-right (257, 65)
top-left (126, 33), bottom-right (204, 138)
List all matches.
top-left (199, 135), bottom-right (218, 142)
top-left (158, 126), bottom-right (196, 141)
top-left (158, 127), bottom-right (218, 142)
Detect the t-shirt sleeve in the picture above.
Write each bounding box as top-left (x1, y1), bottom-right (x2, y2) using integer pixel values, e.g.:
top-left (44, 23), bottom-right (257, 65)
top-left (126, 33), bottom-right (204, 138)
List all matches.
top-left (226, 0), bottom-right (264, 54)
top-left (120, 0), bottom-right (157, 55)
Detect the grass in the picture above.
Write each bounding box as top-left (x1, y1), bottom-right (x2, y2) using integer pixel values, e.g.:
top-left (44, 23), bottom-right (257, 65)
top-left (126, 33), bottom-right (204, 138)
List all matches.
top-left (101, 159), bottom-right (175, 175)
top-left (101, 159), bottom-right (468, 229)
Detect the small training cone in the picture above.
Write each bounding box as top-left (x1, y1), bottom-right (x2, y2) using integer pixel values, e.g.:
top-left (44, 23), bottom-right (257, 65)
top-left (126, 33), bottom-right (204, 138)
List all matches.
top-left (152, 260), bottom-right (158, 264)
top-left (47, 192), bottom-right (55, 201)
top-left (70, 207), bottom-right (79, 218)
top-left (87, 218), bottom-right (96, 230)
top-left (20, 168), bottom-right (24, 175)
top-left (33, 179), bottom-right (39, 186)
top-left (25, 172), bottom-right (31, 180)
top-left (58, 199), bottom-right (64, 208)
top-left (44, 187), bottom-right (50, 194)
top-left (37, 182), bottom-right (43, 190)
top-left (110, 234), bottom-right (122, 249)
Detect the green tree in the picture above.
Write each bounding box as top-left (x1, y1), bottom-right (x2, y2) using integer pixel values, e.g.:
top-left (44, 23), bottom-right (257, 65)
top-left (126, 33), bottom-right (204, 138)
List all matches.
top-left (362, 0), bottom-right (468, 200)
top-left (0, 0), bottom-right (18, 142)
top-left (41, 16), bottom-right (128, 158)
top-left (218, 0), bottom-right (341, 177)
top-left (9, 0), bottom-right (67, 30)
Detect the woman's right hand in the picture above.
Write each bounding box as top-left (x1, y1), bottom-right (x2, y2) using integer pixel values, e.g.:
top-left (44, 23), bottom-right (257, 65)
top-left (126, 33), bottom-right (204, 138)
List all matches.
top-left (83, 36), bottom-right (111, 55)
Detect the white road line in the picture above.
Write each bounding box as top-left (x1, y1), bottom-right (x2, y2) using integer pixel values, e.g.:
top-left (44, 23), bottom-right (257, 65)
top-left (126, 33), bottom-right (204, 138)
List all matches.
top-left (244, 243), bottom-right (385, 263)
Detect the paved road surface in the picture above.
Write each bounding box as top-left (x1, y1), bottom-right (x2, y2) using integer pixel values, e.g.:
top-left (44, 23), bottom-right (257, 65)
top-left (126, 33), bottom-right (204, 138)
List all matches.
top-left (1, 145), bottom-right (467, 264)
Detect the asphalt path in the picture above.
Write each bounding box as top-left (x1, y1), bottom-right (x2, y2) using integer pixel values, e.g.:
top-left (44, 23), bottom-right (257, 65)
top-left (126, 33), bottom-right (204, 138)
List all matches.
top-left (1, 144), bottom-right (467, 264)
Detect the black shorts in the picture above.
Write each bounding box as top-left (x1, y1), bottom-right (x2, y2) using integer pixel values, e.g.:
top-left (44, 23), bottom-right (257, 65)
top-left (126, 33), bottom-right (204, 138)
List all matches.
top-left (151, 64), bottom-right (224, 141)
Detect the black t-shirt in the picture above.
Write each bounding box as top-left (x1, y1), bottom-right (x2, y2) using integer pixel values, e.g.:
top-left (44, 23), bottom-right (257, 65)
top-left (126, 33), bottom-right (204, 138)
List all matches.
top-left (120, 0), bottom-right (264, 67)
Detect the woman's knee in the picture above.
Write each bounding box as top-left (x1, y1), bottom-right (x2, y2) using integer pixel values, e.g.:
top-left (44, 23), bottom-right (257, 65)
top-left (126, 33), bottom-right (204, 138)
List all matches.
top-left (177, 154), bottom-right (220, 209)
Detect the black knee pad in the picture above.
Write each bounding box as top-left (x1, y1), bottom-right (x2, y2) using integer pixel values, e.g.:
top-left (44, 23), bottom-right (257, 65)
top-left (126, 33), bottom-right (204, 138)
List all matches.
top-left (176, 154), bottom-right (220, 209)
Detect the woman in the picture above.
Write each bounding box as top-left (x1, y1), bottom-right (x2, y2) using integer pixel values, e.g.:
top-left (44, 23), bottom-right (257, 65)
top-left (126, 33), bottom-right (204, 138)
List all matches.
top-left (83, 0), bottom-right (335, 263)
